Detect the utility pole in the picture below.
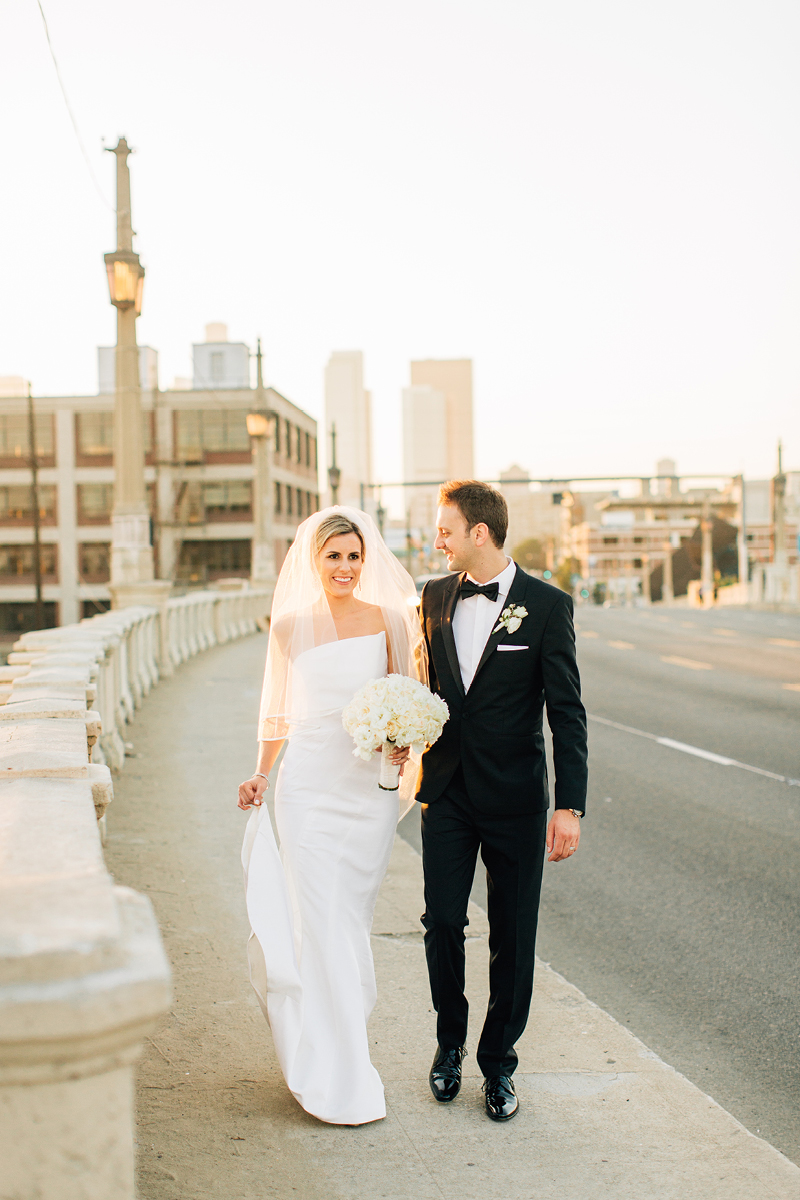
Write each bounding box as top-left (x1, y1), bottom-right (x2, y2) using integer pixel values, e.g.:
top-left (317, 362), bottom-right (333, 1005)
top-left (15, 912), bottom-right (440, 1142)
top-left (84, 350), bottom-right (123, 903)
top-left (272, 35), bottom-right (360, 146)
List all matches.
top-left (248, 338), bottom-right (277, 588)
top-left (328, 424), bottom-right (341, 505)
top-left (700, 495), bottom-right (714, 608)
top-left (662, 535), bottom-right (674, 604)
top-left (27, 384), bottom-right (44, 629)
top-left (736, 473), bottom-right (748, 594)
top-left (640, 553), bottom-right (651, 605)
top-left (773, 441), bottom-right (787, 570)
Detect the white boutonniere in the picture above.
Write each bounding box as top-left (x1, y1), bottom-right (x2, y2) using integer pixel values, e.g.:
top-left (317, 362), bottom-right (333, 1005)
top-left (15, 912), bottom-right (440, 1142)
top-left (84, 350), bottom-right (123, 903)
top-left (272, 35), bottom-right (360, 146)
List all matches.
top-left (493, 604), bottom-right (528, 635)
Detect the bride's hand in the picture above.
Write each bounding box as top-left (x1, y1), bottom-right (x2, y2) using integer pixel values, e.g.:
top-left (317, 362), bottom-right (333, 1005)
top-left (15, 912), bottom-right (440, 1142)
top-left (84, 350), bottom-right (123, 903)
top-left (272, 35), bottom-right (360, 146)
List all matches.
top-left (238, 775), bottom-right (268, 811)
top-left (388, 745), bottom-right (410, 775)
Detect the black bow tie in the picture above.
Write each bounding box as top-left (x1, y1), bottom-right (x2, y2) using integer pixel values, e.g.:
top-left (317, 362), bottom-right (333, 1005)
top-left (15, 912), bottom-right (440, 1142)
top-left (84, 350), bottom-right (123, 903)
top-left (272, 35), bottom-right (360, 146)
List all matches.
top-left (459, 579), bottom-right (500, 602)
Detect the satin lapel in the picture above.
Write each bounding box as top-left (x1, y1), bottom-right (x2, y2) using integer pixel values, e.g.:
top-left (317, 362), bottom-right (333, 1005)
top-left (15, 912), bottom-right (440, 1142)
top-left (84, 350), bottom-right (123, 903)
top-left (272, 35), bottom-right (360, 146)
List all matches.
top-left (470, 565), bottom-right (529, 688)
top-left (440, 574), bottom-right (465, 697)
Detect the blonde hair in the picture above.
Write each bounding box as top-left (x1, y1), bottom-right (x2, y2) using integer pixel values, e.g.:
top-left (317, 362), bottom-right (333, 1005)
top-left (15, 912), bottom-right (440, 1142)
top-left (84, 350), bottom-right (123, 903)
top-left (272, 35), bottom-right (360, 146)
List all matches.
top-left (313, 513), bottom-right (365, 557)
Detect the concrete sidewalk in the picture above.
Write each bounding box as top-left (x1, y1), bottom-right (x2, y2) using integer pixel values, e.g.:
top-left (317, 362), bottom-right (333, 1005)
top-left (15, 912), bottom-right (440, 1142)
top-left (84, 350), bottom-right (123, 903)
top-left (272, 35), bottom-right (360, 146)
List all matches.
top-left (104, 636), bottom-right (800, 1199)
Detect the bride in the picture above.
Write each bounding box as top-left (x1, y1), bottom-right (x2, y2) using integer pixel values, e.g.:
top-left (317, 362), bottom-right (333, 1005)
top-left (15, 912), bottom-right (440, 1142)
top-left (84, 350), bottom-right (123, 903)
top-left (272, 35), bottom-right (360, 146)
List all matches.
top-left (238, 506), bottom-right (424, 1125)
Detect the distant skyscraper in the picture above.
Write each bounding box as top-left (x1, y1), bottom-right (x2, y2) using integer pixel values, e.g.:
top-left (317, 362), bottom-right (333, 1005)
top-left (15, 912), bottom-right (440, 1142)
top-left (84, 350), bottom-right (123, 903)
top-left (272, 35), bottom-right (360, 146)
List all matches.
top-left (324, 351), bottom-right (373, 507)
top-left (402, 384), bottom-right (448, 530)
top-left (409, 359), bottom-right (474, 479)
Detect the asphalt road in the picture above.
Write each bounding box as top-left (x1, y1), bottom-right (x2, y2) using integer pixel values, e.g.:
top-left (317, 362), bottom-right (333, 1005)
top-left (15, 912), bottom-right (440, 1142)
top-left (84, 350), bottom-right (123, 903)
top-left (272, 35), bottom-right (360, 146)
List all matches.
top-left (399, 603), bottom-right (800, 1163)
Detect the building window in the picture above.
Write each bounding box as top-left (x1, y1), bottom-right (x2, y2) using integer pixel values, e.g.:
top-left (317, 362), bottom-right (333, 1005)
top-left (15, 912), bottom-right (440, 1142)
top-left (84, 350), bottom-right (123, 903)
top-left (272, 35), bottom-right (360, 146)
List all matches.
top-left (297, 488), bottom-right (303, 516)
top-left (284, 418), bottom-right (291, 459)
top-left (175, 409), bottom-right (250, 459)
top-left (311, 437), bottom-right (317, 469)
top-left (82, 599), bottom-right (111, 618)
top-left (0, 543), bottom-right (57, 578)
top-left (77, 483), bottom-right (114, 524)
top-left (286, 486), bottom-right (293, 516)
top-left (201, 480), bottom-right (252, 520)
top-left (0, 601), bottom-right (58, 633)
top-left (602, 536), bottom-right (618, 545)
top-left (304, 431), bottom-right (311, 467)
top-left (274, 481), bottom-right (282, 514)
top-left (75, 411), bottom-right (152, 461)
top-left (76, 411), bottom-right (113, 458)
top-left (633, 558), bottom-right (643, 568)
top-left (633, 536), bottom-right (644, 544)
top-left (0, 485), bottom-right (56, 524)
top-left (79, 543), bottom-right (110, 582)
top-left (177, 539), bottom-right (251, 583)
top-left (0, 413), bottom-right (54, 465)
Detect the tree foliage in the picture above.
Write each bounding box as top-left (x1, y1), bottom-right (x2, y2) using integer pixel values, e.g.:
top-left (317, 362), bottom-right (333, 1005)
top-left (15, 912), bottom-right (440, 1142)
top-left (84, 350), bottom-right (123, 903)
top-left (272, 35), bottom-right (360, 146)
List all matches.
top-left (512, 537), bottom-right (545, 570)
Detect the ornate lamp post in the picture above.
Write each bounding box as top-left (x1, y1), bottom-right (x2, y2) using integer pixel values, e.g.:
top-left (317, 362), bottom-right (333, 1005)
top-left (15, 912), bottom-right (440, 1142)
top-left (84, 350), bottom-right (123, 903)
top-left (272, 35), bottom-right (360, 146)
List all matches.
top-left (328, 423), bottom-right (341, 505)
top-left (104, 137), bottom-right (154, 592)
top-left (248, 338), bottom-right (276, 589)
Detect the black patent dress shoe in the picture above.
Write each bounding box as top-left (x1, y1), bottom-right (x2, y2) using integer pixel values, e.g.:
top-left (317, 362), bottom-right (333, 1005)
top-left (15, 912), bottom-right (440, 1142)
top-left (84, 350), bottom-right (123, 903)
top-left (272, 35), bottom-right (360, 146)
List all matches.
top-left (483, 1075), bottom-right (519, 1121)
top-left (429, 1045), bottom-right (466, 1102)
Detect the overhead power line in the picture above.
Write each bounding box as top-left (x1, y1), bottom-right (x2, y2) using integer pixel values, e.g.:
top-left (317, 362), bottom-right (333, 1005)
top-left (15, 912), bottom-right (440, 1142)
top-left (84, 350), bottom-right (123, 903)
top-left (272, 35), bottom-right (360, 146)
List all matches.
top-left (34, 0), bottom-right (113, 210)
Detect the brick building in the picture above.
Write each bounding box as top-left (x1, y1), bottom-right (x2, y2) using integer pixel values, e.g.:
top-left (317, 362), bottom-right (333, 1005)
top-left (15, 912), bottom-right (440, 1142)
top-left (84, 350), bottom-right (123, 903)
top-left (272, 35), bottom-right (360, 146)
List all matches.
top-left (0, 339), bottom-right (318, 632)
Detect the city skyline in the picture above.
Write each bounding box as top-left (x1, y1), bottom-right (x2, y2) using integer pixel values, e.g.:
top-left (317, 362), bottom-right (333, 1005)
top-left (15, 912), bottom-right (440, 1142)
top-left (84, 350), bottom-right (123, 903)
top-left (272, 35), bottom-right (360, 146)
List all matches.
top-left (1, 2), bottom-right (799, 489)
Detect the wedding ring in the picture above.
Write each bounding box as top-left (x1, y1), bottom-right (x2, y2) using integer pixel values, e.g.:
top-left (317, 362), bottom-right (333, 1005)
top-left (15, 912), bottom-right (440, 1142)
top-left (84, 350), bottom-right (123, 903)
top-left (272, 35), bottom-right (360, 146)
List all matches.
top-left (569, 846), bottom-right (576, 851)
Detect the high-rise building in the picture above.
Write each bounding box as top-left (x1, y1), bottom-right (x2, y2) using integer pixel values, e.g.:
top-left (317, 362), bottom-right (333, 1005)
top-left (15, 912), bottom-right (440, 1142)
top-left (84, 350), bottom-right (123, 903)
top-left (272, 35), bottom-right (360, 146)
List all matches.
top-left (409, 359), bottom-right (474, 480)
top-left (324, 351), bottom-right (372, 507)
top-left (401, 359), bottom-right (474, 537)
top-left (402, 384), bottom-right (448, 530)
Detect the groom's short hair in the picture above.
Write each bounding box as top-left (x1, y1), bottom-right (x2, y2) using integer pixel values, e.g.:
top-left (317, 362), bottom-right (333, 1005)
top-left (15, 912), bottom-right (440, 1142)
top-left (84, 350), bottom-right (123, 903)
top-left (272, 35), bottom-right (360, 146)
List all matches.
top-left (438, 480), bottom-right (508, 548)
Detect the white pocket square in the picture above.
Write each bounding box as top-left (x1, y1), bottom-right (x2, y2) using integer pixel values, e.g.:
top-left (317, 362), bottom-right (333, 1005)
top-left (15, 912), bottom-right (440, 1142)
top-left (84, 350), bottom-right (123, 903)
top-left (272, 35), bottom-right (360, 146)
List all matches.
top-left (497, 644), bottom-right (529, 652)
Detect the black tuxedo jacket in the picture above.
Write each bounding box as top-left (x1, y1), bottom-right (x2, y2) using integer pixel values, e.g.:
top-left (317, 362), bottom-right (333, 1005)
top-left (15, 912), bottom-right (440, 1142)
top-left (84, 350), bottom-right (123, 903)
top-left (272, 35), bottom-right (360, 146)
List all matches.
top-left (415, 565), bottom-right (588, 816)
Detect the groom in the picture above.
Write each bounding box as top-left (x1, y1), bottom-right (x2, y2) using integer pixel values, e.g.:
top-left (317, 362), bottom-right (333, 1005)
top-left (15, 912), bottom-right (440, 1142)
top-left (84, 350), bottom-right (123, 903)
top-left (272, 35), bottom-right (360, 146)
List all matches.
top-left (416, 480), bottom-right (588, 1121)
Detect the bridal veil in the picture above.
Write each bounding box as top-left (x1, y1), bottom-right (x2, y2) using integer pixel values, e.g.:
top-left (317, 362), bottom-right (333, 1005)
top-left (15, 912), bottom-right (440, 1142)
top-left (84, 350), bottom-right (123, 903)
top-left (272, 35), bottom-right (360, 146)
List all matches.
top-left (258, 506), bottom-right (427, 765)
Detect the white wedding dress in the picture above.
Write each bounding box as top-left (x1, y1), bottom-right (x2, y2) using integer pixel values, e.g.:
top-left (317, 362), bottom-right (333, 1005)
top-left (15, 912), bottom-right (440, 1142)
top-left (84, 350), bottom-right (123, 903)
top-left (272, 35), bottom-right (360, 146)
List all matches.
top-left (242, 632), bottom-right (397, 1125)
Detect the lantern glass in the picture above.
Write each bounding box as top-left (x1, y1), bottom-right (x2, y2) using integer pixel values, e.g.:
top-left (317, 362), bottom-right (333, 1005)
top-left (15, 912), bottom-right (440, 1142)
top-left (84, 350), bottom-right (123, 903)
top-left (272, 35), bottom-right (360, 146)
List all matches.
top-left (104, 254), bottom-right (144, 312)
top-left (246, 412), bottom-right (271, 438)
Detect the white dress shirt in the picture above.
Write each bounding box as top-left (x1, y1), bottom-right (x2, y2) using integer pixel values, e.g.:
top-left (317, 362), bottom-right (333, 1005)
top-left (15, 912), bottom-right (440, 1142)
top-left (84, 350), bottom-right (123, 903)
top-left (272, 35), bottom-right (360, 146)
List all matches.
top-left (452, 557), bottom-right (517, 691)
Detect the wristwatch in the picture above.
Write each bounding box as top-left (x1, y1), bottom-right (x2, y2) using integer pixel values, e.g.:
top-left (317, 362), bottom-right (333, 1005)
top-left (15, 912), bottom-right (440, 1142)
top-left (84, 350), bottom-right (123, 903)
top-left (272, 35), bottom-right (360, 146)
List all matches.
top-left (567, 808), bottom-right (584, 819)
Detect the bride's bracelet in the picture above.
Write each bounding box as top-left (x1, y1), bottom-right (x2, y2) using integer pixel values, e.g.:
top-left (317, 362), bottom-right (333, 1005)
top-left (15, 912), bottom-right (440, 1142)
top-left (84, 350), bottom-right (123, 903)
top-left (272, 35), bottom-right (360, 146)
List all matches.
top-left (254, 772), bottom-right (271, 788)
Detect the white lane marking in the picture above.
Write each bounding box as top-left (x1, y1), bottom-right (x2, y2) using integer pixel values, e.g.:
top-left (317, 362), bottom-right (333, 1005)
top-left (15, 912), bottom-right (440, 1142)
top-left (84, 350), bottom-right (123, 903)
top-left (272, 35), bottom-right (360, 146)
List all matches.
top-left (661, 655), bottom-right (713, 670)
top-left (713, 628), bottom-right (737, 637)
top-left (656, 737), bottom-right (733, 766)
top-left (784, 683), bottom-right (800, 692)
top-left (587, 713), bottom-right (800, 787)
top-left (608, 640), bottom-right (635, 649)
top-left (579, 630), bottom-right (599, 638)
top-left (770, 638), bottom-right (800, 648)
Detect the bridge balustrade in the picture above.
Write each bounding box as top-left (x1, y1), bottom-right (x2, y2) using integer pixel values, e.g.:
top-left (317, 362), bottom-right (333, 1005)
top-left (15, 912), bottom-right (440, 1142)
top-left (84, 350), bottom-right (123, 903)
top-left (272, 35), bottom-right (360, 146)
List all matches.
top-left (0, 585), bottom-right (270, 1200)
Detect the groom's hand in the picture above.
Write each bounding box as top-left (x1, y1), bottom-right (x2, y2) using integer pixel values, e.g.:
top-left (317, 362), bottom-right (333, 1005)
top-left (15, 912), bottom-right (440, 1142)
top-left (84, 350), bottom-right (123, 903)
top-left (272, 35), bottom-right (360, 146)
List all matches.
top-left (547, 809), bottom-right (582, 862)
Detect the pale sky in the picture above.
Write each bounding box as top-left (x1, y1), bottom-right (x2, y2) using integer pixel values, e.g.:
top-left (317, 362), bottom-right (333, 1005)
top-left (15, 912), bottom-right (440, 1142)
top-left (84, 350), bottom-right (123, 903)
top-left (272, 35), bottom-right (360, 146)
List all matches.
top-left (1, 0), bottom-right (798, 488)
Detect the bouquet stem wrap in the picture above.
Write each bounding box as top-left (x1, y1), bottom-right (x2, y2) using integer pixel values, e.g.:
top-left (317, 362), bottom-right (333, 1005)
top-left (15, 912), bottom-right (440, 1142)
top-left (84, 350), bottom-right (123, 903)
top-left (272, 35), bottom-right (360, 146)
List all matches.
top-left (379, 741), bottom-right (401, 791)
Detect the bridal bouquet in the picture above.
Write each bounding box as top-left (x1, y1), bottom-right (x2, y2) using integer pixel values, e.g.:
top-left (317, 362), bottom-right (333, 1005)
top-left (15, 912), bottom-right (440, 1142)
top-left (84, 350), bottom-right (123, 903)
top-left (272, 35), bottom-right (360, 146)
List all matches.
top-left (342, 675), bottom-right (449, 791)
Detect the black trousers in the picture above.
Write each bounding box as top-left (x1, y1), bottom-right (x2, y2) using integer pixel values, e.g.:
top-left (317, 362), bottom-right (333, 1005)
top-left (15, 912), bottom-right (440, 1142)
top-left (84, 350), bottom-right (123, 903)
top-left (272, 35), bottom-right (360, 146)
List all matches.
top-left (420, 768), bottom-right (547, 1078)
